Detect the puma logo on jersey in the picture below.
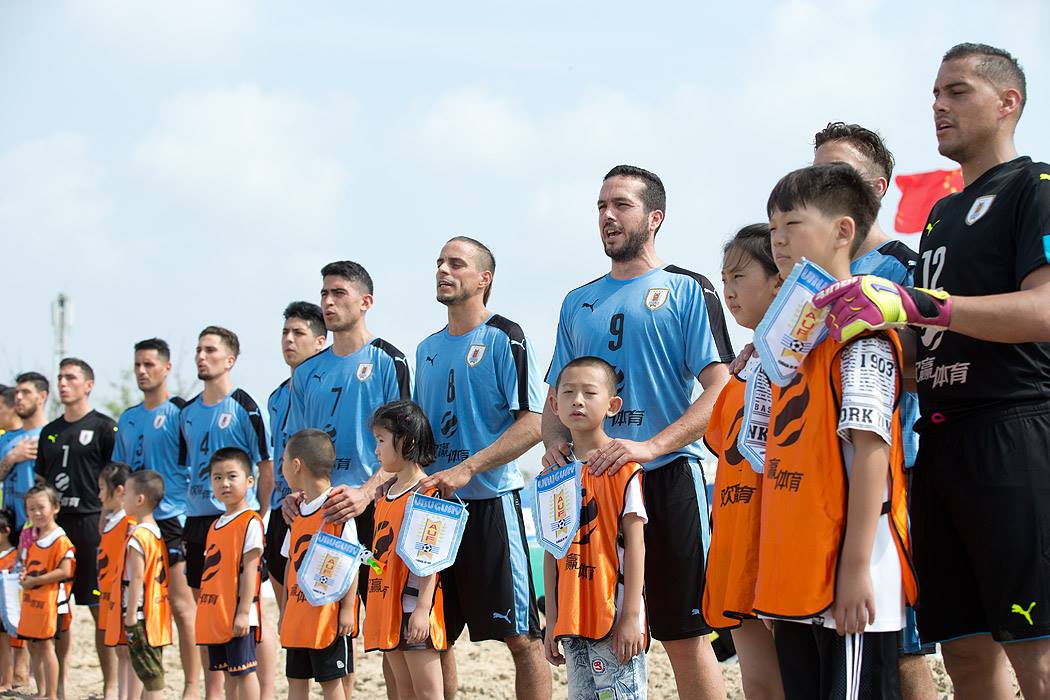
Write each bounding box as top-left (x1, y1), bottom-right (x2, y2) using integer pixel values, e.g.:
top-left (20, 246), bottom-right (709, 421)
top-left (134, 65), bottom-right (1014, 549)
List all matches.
top-left (492, 609), bottom-right (512, 623)
top-left (1039, 173), bottom-right (1050, 181)
top-left (925, 219), bottom-right (941, 235)
top-left (509, 339), bottom-right (526, 350)
top-left (1011, 601), bottom-right (1036, 626)
top-left (47, 435), bottom-right (56, 443)
top-left (425, 355), bottom-right (437, 365)
top-left (581, 299), bottom-right (599, 311)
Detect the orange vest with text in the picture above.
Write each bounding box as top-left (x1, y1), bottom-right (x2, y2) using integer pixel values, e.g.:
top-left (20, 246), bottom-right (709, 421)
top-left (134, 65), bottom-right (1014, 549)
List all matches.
top-left (0, 547), bottom-right (18, 572)
top-left (98, 514), bottom-right (134, 632)
top-left (281, 497), bottom-right (358, 649)
top-left (363, 487), bottom-right (447, 652)
top-left (752, 333), bottom-right (918, 620)
top-left (552, 461), bottom-right (647, 645)
top-left (702, 374), bottom-right (763, 628)
top-left (195, 511), bottom-right (263, 644)
top-left (104, 525), bottom-right (172, 647)
top-left (17, 532), bottom-right (75, 640)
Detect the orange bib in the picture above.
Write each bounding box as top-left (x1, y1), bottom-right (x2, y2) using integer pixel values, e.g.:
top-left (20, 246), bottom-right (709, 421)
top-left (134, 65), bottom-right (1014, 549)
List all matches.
top-left (0, 548), bottom-right (18, 572)
top-left (281, 498), bottom-right (357, 649)
top-left (363, 487), bottom-right (447, 652)
top-left (702, 375), bottom-right (763, 628)
top-left (18, 532), bottom-right (74, 640)
top-left (104, 525), bottom-right (172, 647)
top-left (753, 333), bottom-right (917, 620)
top-left (552, 462), bottom-right (647, 645)
top-left (195, 511), bottom-right (263, 644)
top-left (98, 514), bottom-right (134, 633)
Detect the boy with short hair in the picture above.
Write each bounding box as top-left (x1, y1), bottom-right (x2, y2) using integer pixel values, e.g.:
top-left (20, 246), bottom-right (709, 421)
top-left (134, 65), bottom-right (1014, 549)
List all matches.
top-left (541, 356), bottom-right (648, 699)
top-left (280, 429), bottom-right (358, 700)
top-left (17, 485), bottom-right (74, 700)
top-left (758, 163), bottom-right (917, 698)
top-left (97, 462), bottom-right (136, 699)
top-left (195, 447), bottom-right (264, 700)
top-left (109, 470), bottom-right (171, 699)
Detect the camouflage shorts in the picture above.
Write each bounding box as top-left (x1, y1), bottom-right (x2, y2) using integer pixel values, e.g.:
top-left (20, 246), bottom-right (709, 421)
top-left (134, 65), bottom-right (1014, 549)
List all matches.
top-left (125, 621), bottom-right (165, 691)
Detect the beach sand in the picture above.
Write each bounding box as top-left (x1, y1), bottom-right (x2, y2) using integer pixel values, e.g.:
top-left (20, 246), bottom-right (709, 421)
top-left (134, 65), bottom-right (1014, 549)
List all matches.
top-left (4, 596), bottom-right (995, 699)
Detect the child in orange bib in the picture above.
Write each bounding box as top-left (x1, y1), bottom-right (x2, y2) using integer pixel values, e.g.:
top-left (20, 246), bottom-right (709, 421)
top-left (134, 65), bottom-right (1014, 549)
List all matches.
top-left (365, 401), bottom-right (447, 700)
top-left (0, 509), bottom-right (25, 691)
top-left (97, 462), bottom-right (136, 698)
top-left (17, 485), bottom-right (74, 700)
top-left (279, 429), bottom-right (359, 700)
top-left (110, 470), bottom-right (171, 698)
top-left (194, 447), bottom-right (264, 700)
top-left (703, 224), bottom-right (785, 699)
top-left (759, 165), bottom-right (917, 697)
top-left (541, 357), bottom-right (647, 700)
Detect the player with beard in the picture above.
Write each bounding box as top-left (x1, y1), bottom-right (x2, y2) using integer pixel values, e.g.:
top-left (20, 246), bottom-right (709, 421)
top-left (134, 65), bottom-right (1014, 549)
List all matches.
top-left (35, 358), bottom-right (118, 698)
top-left (265, 302), bottom-right (326, 607)
top-left (112, 338), bottom-right (200, 700)
top-left (179, 326), bottom-right (276, 700)
top-left (0, 372), bottom-right (49, 529)
top-left (814, 44), bottom-right (1050, 698)
top-left (415, 237), bottom-right (548, 700)
top-left (0, 387), bottom-right (20, 437)
top-left (543, 165), bottom-right (734, 700)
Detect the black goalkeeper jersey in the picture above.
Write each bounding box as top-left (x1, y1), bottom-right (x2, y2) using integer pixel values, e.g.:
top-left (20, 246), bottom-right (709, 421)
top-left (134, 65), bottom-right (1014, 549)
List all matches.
top-left (35, 410), bottom-right (117, 514)
top-left (916, 156), bottom-right (1050, 424)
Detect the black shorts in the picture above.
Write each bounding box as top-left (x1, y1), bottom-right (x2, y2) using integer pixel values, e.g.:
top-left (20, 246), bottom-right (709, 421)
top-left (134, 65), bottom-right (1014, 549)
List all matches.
top-left (56, 513), bottom-right (100, 606)
top-left (773, 621), bottom-right (901, 700)
top-left (157, 516), bottom-right (186, 566)
top-left (286, 634), bottom-right (353, 682)
top-left (441, 490), bottom-right (540, 643)
top-left (183, 514), bottom-right (219, 590)
top-left (354, 501), bottom-right (375, 606)
top-left (265, 513), bottom-right (289, 587)
top-left (208, 628), bottom-right (258, 676)
top-left (642, 457), bottom-right (711, 640)
top-left (912, 402), bottom-right (1050, 644)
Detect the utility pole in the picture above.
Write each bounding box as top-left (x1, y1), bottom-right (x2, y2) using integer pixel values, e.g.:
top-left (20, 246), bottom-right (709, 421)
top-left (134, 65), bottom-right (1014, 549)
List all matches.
top-left (50, 293), bottom-right (70, 418)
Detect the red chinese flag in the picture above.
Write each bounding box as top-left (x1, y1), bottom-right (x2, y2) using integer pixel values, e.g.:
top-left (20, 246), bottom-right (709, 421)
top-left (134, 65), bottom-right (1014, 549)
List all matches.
top-left (894, 169), bottom-right (964, 233)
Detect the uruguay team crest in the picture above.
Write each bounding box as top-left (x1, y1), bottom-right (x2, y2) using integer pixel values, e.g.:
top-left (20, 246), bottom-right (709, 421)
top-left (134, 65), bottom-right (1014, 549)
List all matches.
top-left (644, 287), bottom-right (670, 310)
top-left (965, 195), bottom-right (995, 225)
top-left (356, 362), bottom-right (374, 381)
top-left (466, 344), bottom-right (486, 367)
top-left (416, 518), bottom-right (443, 560)
top-left (217, 413), bottom-right (232, 429)
top-left (153, 415), bottom-right (166, 430)
top-left (78, 430), bottom-right (94, 446)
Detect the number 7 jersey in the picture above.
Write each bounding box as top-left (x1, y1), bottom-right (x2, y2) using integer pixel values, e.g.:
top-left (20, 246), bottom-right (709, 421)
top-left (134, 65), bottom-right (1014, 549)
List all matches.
top-left (547, 266), bottom-right (735, 470)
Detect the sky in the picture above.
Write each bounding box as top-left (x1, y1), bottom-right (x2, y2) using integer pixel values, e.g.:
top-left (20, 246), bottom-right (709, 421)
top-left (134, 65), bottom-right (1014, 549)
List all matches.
top-left (2, 1), bottom-right (1048, 453)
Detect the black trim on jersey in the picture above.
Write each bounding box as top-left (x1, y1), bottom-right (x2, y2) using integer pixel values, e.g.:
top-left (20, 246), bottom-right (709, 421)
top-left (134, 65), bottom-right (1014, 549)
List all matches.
top-left (177, 394), bottom-right (201, 466)
top-left (271, 378), bottom-right (292, 436)
top-left (268, 378), bottom-right (290, 405)
top-left (230, 389), bottom-right (270, 462)
top-left (664, 265), bottom-right (736, 363)
top-left (371, 338), bottom-right (412, 400)
top-left (561, 273), bottom-right (608, 296)
top-left (875, 240), bottom-right (918, 269)
top-left (169, 396), bottom-right (187, 410)
top-left (485, 314), bottom-right (533, 413)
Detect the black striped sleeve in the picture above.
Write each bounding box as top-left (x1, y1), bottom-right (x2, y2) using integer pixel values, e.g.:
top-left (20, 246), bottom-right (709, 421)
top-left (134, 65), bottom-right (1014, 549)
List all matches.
top-left (372, 338), bottom-right (412, 400)
top-left (486, 314), bottom-right (532, 412)
top-left (232, 389), bottom-right (271, 462)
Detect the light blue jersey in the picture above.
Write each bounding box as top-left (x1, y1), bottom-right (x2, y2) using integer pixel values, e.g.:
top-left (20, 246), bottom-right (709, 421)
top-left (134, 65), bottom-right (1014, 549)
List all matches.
top-left (415, 314), bottom-right (545, 500)
top-left (0, 426), bottom-right (42, 528)
top-left (113, 397), bottom-right (188, 521)
top-left (547, 265), bottom-right (735, 470)
top-left (286, 339), bottom-right (411, 488)
top-left (852, 240), bottom-right (921, 468)
top-left (267, 379), bottom-right (293, 510)
top-left (179, 388), bottom-right (269, 517)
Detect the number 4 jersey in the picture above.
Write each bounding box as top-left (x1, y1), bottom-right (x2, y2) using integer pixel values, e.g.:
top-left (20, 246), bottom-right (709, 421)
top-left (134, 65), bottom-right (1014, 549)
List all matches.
top-left (547, 266), bottom-right (735, 470)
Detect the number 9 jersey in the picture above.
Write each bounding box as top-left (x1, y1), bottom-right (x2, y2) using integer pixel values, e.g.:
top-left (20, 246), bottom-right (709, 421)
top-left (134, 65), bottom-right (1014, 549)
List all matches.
top-left (546, 266), bottom-right (735, 470)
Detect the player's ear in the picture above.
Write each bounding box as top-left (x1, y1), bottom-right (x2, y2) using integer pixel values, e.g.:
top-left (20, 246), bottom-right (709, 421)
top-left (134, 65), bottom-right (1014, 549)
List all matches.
top-left (360, 293), bottom-right (374, 312)
top-left (835, 216), bottom-right (855, 252)
top-left (607, 395), bottom-right (623, 416)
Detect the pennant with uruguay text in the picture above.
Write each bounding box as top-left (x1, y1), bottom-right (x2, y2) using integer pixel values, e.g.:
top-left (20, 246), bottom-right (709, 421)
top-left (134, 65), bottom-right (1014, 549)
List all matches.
top-left (894, 169), bottom-right (963, 233)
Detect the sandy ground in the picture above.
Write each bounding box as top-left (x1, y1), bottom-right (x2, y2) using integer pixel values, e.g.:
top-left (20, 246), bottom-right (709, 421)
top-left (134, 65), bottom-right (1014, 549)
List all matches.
top-left (1, 594), bottom-right (1010, 699)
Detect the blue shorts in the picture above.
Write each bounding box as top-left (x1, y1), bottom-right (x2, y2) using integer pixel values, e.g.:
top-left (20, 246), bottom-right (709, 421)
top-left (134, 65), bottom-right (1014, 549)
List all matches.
top-left (563, 636), bottom-right (647, 700)
top-left (207, 628), bottom-right (258, 676)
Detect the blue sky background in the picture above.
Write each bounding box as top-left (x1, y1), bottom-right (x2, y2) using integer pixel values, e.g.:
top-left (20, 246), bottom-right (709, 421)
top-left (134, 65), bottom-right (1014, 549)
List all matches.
top-left (2, 2), bottom-right (1048, 454)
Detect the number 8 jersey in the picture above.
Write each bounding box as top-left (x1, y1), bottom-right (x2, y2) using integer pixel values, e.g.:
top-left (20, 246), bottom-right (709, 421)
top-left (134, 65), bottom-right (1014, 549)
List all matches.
top-left (547, 266), bottom-right (735, 470)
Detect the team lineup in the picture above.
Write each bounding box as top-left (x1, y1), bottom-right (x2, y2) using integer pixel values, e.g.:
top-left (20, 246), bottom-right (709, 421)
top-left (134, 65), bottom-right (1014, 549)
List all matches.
top-left (0, 42), bottom-right (1048, 700)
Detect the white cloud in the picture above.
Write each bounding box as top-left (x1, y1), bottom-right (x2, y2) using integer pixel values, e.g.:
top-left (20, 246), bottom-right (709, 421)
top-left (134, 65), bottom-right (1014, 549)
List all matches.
top-left (135, 85), bottom-right (351, 233)
top-left (75, 0), bottom-right (256, 57)
top-left (0, 133), bottom-right (109, 247)
top-left (416, 88), bottom-right (539, 168)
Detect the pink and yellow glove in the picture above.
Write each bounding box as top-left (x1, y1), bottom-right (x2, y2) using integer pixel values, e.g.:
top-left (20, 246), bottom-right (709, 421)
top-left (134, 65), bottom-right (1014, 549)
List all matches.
top-left (812, 275), bottom-right (953, 343)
